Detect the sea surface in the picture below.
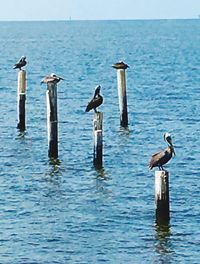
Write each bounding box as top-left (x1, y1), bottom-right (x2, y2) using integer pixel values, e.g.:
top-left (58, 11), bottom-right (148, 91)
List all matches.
top-left (0, 19), bottom-right (200, 263)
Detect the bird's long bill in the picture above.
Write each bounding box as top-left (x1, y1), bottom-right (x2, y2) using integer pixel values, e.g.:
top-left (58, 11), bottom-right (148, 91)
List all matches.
top-left (170, 142), bottom-right (176, 156)
top-left (172, 147), bottom-right (176, 156)
top-left (167, 137), bottom-right (176, 156)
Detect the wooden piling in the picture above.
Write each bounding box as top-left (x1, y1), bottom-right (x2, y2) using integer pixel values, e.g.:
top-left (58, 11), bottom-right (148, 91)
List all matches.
top-left (155, 170), bottom-right (170, 224)
top-left (17, 70), bottom-right (26, 131)
top-left (112, 62), bottom-right (129, 127)
top-left (46, 82), bottom-right (58, 159)
top-left (93, 112), bottom-right (103, 168)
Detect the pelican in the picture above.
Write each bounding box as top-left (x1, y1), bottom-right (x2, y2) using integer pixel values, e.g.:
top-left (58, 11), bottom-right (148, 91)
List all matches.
top-left (112, 61), bottom-right (129, 70)
top-left (41, 73), bottom-right (64, 84)
top-left (85, 85), bottom-right (103, 113)
top-left (13, 56), bottom-right (27, 70)
top-left (149, 133), bottom-right (175, 170)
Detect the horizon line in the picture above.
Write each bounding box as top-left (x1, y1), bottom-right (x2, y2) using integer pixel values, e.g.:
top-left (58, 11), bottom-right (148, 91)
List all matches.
top-left (0, 17), bottom-right (198, 22)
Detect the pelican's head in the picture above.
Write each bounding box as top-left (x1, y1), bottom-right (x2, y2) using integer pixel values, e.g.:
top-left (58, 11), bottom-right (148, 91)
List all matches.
top-left (95, 85), bottom-right (101, 95)
top-left (164, 132), bottom-right (175, 155)
top-left (21, 56), bottom-right (26, 60)
top-left (50, 73), bottom-right (64, 80)
top-left (50, 73), bottom-right (57, 77)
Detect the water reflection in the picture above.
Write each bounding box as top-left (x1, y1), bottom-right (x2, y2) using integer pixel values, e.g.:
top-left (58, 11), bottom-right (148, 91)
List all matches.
top-left (95, 166), bottom-right (107, 179)
top-left (48, 158), bottom-right (62, 176)
top-left (154, 223), bottom-right (173, 263)
top-left (119, 125), bottom-right (131, 135)
top-left (16, 130), bottom-right (27, 139)
top-left (94, 167), bottom-right (112, 197)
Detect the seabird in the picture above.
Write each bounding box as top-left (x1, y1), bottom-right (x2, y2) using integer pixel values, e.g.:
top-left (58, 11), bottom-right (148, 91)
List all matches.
top-left (112, 61), bottom-right (129, 70)
top-left (85, 85), bottom-right (103, 113)
top-left (41, 73), bottom-right (64, 84)
top-left (149, 132), bottom-right (175, 170)
top-left (13, 56), bottom-right (27, 70)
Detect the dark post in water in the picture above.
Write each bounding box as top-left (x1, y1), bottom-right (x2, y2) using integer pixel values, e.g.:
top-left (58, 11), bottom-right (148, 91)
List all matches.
top-left (46, 82), bottom-right (58, 159)
top-left (17, 70), bottom-right (26, 131)
top-left (93, 112), bottom-right (103, 168)
top-left (112, 61), bottom-right (129, 127)
top-left (155, 170), bottom-right (170, 224)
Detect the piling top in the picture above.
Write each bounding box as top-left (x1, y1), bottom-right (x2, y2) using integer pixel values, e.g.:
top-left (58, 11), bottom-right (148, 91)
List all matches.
top-left (155, 170), bottom-right (169, 178)
top-left (112, 61), bottom-right (129, 70)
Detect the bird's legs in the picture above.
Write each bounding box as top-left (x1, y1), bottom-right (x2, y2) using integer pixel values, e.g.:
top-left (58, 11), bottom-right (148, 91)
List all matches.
top-left (158, 165), bottom-right (164, 171)
top-left (94, 108), bottom-right (100, 113)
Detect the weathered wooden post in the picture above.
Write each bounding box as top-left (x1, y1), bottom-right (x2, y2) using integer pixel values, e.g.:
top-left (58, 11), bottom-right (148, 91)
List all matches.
top-left (93, 112), bottom-right (103, 168)
top-left (46, 82), bottom-right (58, 159)
top-left (112, 61), bottom-right (129, 127)
top-left (155, 170), bottom-right (170, 224)
top-left (42, 73), bottom-right (63, 159)
top-left (17, 70), bottom-right (26, 131)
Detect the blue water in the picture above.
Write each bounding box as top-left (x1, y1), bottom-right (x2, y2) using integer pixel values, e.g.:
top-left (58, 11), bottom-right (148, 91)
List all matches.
top-left (0, 19), bottom-right (200, 263)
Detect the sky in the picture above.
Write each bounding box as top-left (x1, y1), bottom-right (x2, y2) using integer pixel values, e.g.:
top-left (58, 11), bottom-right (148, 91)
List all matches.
top-left (0, 0), bottom-right (200, 21)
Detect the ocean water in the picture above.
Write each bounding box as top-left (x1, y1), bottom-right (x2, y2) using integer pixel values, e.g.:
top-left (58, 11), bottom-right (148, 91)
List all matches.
top-left (0, 19), bottom-right (200, 263)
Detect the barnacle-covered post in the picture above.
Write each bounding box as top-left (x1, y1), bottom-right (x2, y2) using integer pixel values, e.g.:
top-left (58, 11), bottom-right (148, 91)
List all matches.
top-left (46, 82), bottom-right (58, 159)
top-left (112, 61), bottom-right (129, 127)
top-left (155, 170), bottom-right (170, 224)
top-left (93, 112), bottom-right (103, 168)
top-left (42, 73), bottom-right (64, 159)
top-left (17, 70), bottom-right (26, 131)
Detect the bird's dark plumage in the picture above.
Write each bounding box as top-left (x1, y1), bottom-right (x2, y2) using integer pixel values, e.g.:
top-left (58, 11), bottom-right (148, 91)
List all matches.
top-left (112, 61), bottom-right (129, 70)
top-left (149, 133), bottom-right (175, 170)
top-left (85, 85), bottom-right (103, 113)
top-left (13, 56), bottom-right (27, 70)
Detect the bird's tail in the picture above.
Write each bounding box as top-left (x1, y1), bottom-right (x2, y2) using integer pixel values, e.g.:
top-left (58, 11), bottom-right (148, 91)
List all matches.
top-left (148, 162), bottom-right (153, 170)
top-left (85, 106), bottom-right (90, 112)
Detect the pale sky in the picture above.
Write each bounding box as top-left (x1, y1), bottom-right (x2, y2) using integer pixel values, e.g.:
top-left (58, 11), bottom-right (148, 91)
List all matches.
top-left (1, 0), bottom-right (200, 21)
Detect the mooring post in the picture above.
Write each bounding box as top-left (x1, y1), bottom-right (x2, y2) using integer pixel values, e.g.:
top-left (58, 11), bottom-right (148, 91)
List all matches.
top-left (46, 82), bottom-right (58, 159)
top-left (17, 70), bottom-right (26, 131)
top-left (155, 170), bottom-right (170, 224)
top-left (93, 112), bottom-right (103, 168)
top-left (112, 61), bottom-right (129, 127)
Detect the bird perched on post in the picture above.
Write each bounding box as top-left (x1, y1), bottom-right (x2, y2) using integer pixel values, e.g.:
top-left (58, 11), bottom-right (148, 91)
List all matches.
top-left (40, 73), bottom-right (64, 84)
top-left (149, 133), bottom-right (175, 170)
top-left (85, 85), bottom-right (103, 113)
top-left (13, 56), bottom-right (27, 70)
top-left (112, 61), bottom-right (129, 70)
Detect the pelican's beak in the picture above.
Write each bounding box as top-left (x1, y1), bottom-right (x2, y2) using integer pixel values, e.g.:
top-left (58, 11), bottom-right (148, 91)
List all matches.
top-left (166, 136), bottom-right (176, 156)
top-left (170, 142), bottom-right (176, 156)
top-left (172, 147), bottom-right (176, 156)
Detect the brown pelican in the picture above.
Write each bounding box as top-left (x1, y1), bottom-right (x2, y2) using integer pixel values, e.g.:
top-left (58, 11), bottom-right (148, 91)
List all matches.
top-left (41, 73), bottom-right (64, 84)
top-left (149, 133), bottom-right (175, 170)
top-left (112, 61), bottom-right (129, 70)
top-left (85, 85), bottom-right (103, 113)
top-left (13, 56), bottom-right (27, 70)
